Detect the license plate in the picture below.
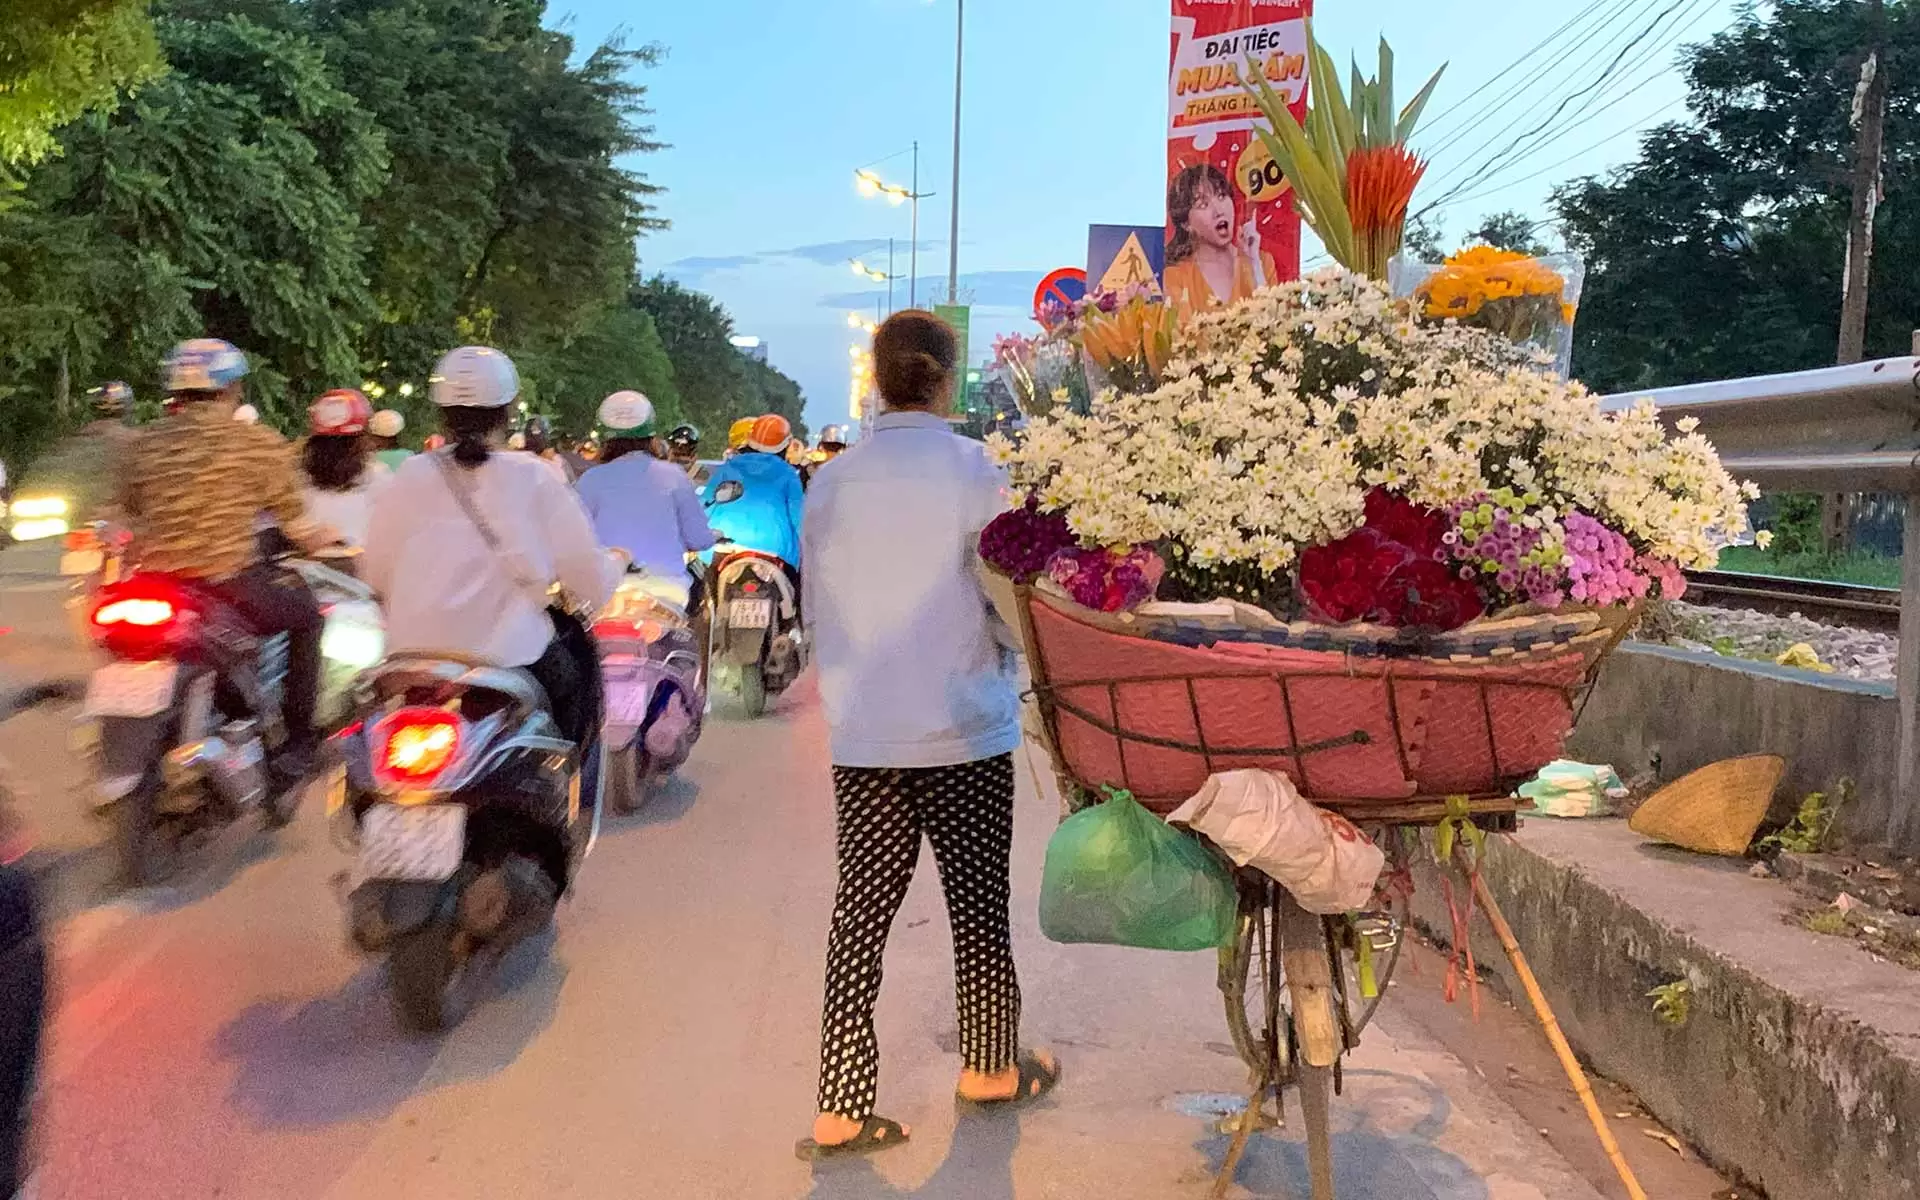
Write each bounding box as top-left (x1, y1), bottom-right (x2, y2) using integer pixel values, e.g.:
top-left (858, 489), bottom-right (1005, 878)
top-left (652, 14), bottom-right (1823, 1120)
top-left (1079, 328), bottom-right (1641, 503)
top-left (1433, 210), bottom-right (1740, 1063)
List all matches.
top-left (728, 598), bottom-right (772, 629)
top-left (84, 662), bottom-right (178, 718)
top-left (606, 679), bottom-right (656, 725)
top-left (60, 549), bottom-right (104, 576)
top-left (358, 804), bottom-right (466, 882)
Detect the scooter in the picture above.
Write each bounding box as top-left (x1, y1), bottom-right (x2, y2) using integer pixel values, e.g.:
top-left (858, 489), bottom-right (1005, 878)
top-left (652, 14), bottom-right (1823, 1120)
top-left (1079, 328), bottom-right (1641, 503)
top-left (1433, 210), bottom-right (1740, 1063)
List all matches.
top-left (333, 643), bottom-right (597, 1032)
top-left (77, 552), bottom-right (382, 886)
top-left (594, 569), bottom-right (703, 813)
top-left (703, 481), bottom-right (804, 718)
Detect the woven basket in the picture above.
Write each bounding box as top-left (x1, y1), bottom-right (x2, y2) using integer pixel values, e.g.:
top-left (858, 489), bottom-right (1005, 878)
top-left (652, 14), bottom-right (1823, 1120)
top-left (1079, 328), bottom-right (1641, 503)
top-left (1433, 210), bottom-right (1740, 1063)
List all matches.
top-left (1628, 754), bottom-right (1787, 856)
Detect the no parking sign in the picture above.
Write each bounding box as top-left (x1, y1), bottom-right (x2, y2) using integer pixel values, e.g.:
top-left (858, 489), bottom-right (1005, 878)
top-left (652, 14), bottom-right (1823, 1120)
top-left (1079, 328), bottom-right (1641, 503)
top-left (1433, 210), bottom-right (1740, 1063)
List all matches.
top-left (1032, 268), bottom-right (1087, 326)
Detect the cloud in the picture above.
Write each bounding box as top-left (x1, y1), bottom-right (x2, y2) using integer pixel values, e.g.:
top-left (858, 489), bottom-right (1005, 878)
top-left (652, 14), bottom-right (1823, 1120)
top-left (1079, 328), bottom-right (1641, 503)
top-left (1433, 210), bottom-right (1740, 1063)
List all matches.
top-left (766, 238), bottom-right (943, 266)
top-left (664, 253), bottom-right (762, 276)
top-left (816, 270), bottom-right (1044, 312)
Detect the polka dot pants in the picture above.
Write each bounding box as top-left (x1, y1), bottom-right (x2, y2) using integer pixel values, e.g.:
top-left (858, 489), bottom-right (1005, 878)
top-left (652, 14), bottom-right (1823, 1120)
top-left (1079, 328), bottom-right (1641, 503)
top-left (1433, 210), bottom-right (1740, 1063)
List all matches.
top-left (816, 754), bottom-right (1020, 1121)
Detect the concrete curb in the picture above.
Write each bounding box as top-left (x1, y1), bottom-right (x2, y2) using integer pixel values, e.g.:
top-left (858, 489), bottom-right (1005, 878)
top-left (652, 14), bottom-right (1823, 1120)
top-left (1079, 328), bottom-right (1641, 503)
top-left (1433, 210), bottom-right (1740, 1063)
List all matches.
top-left (1407, 819), bottom-right (1920, 1200)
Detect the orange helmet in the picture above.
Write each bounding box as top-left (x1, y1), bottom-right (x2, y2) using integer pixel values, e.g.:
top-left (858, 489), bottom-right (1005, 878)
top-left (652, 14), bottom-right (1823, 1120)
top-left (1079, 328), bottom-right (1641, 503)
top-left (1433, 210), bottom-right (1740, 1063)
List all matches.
top-left (746, 414), bottom-right (792, 454)
top-left (309, 388), bottom-right (372, 436)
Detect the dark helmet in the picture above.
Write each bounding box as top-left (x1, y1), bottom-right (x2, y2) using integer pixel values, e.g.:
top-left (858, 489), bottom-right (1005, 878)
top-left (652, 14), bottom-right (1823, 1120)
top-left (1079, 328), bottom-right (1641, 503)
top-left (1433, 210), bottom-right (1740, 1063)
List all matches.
top-left (666, 423), bottom-right (701, 451)
top-left (522, 414), bottom-right (553, 453)
top-left (90, 381), bottom-right (133, 419)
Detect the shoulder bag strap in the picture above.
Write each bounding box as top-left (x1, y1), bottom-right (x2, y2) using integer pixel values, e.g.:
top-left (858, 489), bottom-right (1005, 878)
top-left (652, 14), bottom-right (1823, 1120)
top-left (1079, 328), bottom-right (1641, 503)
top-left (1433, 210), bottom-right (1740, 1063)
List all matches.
top-left (431, 449), bottom-right (545, 597)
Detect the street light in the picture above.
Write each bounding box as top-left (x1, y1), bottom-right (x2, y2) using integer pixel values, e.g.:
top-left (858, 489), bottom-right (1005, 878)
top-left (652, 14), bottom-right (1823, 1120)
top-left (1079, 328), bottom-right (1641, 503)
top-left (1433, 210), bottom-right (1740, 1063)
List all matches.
top-left (854, 143), bottom-right (934, 308)
top-left (850, 238), bottom-right (902, 315)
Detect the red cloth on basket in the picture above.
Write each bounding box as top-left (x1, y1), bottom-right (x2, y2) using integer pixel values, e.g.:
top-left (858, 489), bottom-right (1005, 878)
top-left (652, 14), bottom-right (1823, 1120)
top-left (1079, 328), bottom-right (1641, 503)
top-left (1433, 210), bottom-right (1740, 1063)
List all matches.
top-left (1028, 598), bottom-right (1587, 808)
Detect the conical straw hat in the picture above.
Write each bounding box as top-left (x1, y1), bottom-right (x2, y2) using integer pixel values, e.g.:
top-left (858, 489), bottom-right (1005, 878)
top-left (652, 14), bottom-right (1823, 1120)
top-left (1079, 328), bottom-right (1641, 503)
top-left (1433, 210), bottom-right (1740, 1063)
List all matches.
top-left (1628, 755), bottom-right (1787, 857)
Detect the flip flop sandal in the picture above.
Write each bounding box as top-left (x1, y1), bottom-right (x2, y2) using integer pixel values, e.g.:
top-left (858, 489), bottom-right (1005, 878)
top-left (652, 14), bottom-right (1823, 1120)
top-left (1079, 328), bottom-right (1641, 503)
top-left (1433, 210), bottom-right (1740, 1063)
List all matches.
top-left (957, 1052), bottom-right (1062, 1109)
top-left (794, 1115), bottom-right (911, 1162)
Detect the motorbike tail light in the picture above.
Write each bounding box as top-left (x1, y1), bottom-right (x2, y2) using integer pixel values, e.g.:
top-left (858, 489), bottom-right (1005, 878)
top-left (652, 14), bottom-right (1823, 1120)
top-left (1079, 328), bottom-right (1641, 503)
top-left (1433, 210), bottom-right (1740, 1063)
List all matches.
top-left (93, 597), bottom-right (176, 628)
top-left (740, 579), bottom-right (760, 595)
top-left (372, 708), bottom-right (463, 789)
top-left (63, 529), bottom-right (99, 551)
top-left (594, 617), bottom-right (664, 644)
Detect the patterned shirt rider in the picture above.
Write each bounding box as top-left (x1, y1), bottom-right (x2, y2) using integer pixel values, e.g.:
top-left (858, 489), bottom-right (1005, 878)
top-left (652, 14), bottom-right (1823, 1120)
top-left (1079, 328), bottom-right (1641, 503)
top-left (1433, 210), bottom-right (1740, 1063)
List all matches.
top-left (117, 400), bottom-right (320, 581)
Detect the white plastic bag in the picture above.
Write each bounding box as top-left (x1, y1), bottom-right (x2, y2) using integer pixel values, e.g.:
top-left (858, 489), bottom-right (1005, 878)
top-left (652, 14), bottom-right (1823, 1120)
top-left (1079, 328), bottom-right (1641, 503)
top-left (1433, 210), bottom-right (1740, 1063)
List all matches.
top-left (1167, 770), bottom-right (1385, 915)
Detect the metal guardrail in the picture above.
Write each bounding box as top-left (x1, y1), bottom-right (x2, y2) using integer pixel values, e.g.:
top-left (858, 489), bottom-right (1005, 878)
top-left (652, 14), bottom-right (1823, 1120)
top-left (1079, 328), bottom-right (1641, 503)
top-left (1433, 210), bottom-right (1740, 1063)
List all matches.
top-left (1602, 356), bottom-right (1920, 850)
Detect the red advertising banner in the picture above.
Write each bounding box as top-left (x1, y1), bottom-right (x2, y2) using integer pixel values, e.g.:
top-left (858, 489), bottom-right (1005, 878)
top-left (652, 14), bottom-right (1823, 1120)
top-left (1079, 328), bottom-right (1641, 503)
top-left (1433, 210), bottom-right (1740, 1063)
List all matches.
top-left (1166, 0), bottom-right (1311, 318)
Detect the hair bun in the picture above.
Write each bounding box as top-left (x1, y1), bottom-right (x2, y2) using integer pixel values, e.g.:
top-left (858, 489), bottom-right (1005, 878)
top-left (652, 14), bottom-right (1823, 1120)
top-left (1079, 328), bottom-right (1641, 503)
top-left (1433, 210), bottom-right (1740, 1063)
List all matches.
top-left (872, 311), bottom-right (959, 408)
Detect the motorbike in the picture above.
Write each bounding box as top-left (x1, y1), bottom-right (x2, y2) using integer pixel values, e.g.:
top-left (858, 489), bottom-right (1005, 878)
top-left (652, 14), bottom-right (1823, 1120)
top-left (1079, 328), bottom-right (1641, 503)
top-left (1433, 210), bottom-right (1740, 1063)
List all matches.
top-left (78, 551), bottom-right (382, 886)
top-left (703, 481), bottom-right (804, 718)
top-left (593, 569), bottom-right (703, 813)
top-left (333, 643), bottom-right (597, 1032)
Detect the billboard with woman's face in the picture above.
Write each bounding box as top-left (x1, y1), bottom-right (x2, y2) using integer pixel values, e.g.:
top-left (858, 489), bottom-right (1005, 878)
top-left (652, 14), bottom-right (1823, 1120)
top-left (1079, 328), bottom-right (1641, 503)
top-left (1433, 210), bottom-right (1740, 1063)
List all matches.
top-left (1166, 0), bottom-right (1311, 319)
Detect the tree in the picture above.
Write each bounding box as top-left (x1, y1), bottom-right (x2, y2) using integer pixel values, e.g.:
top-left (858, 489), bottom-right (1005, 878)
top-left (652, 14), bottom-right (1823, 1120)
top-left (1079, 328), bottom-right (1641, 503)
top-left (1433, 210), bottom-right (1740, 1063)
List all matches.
top-left (1402, 214), bottom-right (1445, 263)
top-left (1553, 0), bottom-right (1920, 393)
top-left (517, 305), bottom-right (683, 438)
top-left (629, 274), bottom-right (751, 435)
top-left (1462, 210), bottom-right (1551, 257)
top-left (0, 0), bottom-right (163, 164)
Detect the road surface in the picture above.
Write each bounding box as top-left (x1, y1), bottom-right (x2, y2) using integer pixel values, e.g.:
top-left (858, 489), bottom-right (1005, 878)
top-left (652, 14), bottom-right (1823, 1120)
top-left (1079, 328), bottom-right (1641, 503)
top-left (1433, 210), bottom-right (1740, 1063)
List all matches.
top-left (0, 545), bottom-right (1735, 1199)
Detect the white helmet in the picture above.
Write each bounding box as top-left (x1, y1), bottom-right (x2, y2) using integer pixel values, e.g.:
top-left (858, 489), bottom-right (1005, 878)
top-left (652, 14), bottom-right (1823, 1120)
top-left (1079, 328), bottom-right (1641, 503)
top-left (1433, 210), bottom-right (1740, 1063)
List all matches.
top-left (429, 346), bottom-right (519, 409)
top-left (597, 390), bottom-right (655, 434)
top-left (232, 403), bottom-right (260, 425)
top-left (368, 409), bottom-right (405, 439)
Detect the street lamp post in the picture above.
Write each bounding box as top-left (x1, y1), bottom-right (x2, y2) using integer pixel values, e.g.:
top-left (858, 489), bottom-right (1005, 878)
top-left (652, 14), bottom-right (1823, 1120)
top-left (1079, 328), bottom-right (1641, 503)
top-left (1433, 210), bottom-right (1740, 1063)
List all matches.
top-left (948, 0), bottom-right (964, 305)
top-left (855, 149), bottom-right (932, 309)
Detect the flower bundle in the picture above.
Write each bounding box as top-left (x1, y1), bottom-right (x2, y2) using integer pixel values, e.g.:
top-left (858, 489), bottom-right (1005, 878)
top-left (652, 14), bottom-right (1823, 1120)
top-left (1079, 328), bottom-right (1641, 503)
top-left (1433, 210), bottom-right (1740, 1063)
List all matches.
top-left (1398, 247), bottom-right (1587, 377)
top-left (1080, 292), bottom-right (1178, 396)
top-left (986, 271), bottom-right (1752, 630)
top-left (978, 497), bottom-right (1077, 584)
top-left (1243, 28), bottom-right (1445, 280)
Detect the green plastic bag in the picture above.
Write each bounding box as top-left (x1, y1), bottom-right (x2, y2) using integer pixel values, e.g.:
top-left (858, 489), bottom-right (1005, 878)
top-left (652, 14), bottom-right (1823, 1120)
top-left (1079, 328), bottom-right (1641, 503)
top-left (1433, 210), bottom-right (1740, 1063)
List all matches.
top-left (1038, 790), bottom-right (1236, 951)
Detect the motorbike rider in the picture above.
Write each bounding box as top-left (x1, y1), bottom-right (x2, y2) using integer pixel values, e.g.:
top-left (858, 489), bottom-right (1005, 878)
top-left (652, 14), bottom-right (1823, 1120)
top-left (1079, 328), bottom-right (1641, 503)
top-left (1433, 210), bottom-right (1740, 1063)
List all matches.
top-left (299, 388), bottom-right (392, 550)
top-left (368, 409), bottom-right (412, 471)
top-left (577, 393), bottom-right (717, 582)
top-left (118, 339), bottom-right (331, 785)
top-left (665, 424), bottom-right (707, 485)
top-left (521, 415), bottom-right (576, 484)
top-left (725, 417), bottom-right (755, 459)
top-left (814, 424), bottom-right (852, 468)
top-left (10, 381), bottom-right (136, 530)
top-left (361, 347), bottom-right (616, 770)
top-left (701, 414), bottom-right (805, 584)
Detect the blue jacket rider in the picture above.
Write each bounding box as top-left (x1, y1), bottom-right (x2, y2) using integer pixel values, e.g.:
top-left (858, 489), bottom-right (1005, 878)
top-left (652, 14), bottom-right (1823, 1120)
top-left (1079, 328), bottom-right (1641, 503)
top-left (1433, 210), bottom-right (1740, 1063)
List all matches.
top-left (701, 415), bottom-right (805, 570)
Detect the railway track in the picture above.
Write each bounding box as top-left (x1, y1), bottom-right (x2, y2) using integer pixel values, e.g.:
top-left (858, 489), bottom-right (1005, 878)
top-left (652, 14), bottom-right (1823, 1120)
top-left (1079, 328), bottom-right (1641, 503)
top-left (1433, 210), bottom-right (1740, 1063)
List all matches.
top-left (1681, 569), bottom-right (1901, 631)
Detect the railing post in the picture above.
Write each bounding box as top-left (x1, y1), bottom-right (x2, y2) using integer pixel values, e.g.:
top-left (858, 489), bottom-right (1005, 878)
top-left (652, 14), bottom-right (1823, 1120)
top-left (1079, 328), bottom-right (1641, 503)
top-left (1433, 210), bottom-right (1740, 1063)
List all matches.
top-left (1896, 490), bottom-right (1920, 851)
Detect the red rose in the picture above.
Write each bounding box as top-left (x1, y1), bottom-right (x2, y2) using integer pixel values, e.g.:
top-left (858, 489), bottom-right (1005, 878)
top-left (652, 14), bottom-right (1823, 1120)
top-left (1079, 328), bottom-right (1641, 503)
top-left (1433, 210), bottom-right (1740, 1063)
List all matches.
top-left (1381, 558), bottom-right (1485, 631)
top-left (1363, 488), bottom-right (1448, 559)
top-left (1300, 527), bottom-right (1416, 623)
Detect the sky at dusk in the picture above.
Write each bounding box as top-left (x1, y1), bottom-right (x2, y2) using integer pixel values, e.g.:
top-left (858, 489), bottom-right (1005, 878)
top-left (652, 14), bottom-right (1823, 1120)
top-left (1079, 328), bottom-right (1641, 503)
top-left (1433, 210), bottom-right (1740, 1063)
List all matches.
top-left (554, 0), bottom-right (1738, 431)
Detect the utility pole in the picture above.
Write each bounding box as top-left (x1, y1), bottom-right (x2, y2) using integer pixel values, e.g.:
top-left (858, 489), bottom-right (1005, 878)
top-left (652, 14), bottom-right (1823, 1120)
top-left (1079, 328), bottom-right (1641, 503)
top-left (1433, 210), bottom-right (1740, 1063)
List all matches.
top-left (1839, 0), bottom-right (1887, 365)
top-left (1829, 0), bottom-right (1888, 551)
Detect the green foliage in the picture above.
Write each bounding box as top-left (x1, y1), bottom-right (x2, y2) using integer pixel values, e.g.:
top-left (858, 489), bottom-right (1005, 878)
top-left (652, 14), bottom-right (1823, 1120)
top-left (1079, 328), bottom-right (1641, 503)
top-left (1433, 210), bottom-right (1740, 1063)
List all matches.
top-left (1757, 782), bottom-right (1852, 856)
top-left (626, 275), bottom-right (807, 440)
top-left (1801, 906), bottom-right (1849, 936)
top-left (0, 0), bottom-right (745, 467)
top-left (1761, 493), bottom-right (1825, 558)
top-left (1556, 0), bottom-right (1920, 392)
top-left (1714, 544), bottom-right (1901, 588)
top-left (0, 0), bottom-right (164, 164)
top-left (1647, 979), bottom-right (1692, 1026)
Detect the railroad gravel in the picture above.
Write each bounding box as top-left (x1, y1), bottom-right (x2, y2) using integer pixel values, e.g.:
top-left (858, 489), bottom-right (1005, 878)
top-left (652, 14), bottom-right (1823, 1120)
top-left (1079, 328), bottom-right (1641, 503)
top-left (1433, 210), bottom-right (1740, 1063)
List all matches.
top-left (1640, 601), bottom-right (1897, 684)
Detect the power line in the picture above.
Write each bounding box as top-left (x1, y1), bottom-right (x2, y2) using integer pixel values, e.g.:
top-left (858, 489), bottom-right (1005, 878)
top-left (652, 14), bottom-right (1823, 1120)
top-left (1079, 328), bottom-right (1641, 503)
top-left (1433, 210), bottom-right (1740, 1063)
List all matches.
top-left (1418, 0), bottom-right (1637, 141)
top-left (1417, 0), bottom-right (1717, 217)
top-left (1421, 0), bottom-right (1651, 164)
top-left (1443, 0), bottom-right (1720, 193)
top-left (1441, 96), bottom-right (1688, 210)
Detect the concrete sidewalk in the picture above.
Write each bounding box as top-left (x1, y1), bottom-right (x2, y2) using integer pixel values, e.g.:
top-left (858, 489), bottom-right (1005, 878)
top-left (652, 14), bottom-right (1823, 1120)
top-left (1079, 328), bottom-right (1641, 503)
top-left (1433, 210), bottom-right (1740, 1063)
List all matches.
top-left (1411, 818), bottom-right (1920, 1200)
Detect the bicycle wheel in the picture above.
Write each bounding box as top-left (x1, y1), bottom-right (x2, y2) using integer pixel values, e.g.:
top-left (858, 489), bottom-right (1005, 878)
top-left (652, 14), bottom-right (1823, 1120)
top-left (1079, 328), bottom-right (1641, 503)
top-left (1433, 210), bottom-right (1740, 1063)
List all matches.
top-left (1219, 873), bottom-right (1290, 1081)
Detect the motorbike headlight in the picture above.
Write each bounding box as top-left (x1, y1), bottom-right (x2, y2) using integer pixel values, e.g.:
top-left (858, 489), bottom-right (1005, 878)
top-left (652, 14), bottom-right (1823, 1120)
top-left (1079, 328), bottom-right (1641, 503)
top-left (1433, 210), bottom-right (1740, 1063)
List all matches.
top-left (9, 517), bottom-right (70, 542)
top-left (10, 496), bottom-right (69, 519)
top-left (322, 612), bottom-right (386, 670)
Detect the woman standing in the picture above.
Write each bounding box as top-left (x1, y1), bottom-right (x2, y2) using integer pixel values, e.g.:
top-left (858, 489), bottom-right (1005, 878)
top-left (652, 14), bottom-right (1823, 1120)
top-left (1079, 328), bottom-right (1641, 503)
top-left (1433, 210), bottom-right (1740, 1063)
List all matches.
top-left (797, 310), bottom-right (1058, 1161)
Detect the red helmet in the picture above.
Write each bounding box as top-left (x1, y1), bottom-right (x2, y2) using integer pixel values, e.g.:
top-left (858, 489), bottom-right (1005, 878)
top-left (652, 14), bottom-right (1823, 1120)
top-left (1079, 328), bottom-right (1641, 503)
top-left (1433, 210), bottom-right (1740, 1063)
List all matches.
top-left (309, 388), bottom-right (372, 436)
top-left (746, 414), bottom-right (793, 454)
